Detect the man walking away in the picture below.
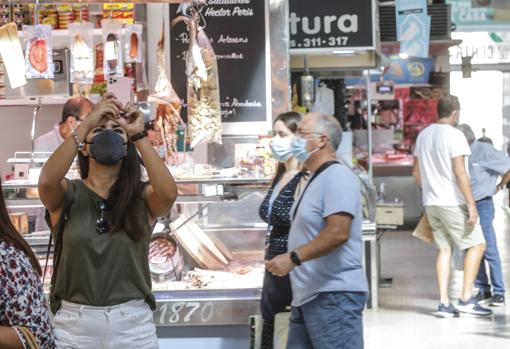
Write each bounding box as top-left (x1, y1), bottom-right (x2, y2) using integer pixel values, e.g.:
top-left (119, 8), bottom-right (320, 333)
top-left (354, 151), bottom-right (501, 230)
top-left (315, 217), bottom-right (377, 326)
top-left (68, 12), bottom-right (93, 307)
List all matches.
top-left (413, 95), bottom-right (490, 318)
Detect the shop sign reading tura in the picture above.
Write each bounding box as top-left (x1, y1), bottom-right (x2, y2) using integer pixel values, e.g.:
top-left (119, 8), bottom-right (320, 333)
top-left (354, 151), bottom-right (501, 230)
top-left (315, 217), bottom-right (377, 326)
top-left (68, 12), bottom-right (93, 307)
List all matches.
top-left (288, 0), bottom-right (376, 54)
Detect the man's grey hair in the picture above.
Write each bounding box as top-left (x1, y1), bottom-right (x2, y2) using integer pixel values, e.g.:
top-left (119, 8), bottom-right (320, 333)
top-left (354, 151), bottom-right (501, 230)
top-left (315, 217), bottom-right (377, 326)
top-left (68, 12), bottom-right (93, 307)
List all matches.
top-left (309, 113), bottom-right (343, 150)
top-left (457, 124), bottom-right (476, 145)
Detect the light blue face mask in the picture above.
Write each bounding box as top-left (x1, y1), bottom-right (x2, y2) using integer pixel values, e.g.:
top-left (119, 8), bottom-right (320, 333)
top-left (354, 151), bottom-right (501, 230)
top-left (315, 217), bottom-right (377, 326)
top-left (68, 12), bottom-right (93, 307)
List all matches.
top-left (270, 136), bottom-right (293, 162)
top-left (291, 136), bottom-right (319, 163)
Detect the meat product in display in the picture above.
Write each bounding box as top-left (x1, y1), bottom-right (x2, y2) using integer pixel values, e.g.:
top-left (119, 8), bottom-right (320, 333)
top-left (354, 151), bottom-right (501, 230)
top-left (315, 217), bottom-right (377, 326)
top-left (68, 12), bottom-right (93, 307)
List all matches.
top-left (154, 103), bottom-right (180, 165)
top-left (101, 19), bottom-right (123, 78)
top-left (149, 238), bottom-right (177, 263)
top-left (148, 22), bottom-right (183, 164)
top-left (23, 24), bottom-right (54, 79)
top-left (129, 33), bottom-right (138, 59)
top-left (106, 33), bottom-right (119, 70)
top-left (29, 39), bottom-right (47, 73)
top-left (171, 2), bottom-right (222, 149)
top-left (0, 22), bottom-right (26, 88)
top-left (149, 234), bottom-right (184, 282)
top-left (125, 24), bottom-right (143, 63)
top-left (148, 22), bottom-right (182, 110)
top-left (94, 43), bottom-right (104, 83)
top-left (69, 22), bottom-right (94, 84)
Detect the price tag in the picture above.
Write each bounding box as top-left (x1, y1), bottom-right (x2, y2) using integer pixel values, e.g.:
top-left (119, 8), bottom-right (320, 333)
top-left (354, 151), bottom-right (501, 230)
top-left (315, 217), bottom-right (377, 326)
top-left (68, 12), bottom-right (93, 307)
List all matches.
top-left (203, 185), bottom-right (217, 197)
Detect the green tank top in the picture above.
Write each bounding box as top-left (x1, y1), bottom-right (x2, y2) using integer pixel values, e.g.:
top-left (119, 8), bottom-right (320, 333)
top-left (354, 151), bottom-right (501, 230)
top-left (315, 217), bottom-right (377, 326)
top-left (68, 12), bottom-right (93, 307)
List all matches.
top-left (48, 180), bottom-right (155, 314)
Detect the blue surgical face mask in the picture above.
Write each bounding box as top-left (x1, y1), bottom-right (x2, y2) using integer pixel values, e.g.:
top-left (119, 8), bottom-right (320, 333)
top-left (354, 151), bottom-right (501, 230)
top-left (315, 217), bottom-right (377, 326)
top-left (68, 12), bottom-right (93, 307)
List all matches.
top-left (291, 136), bottom-right (319, 163)
top-left (270, 136), bottom-right (293, 162)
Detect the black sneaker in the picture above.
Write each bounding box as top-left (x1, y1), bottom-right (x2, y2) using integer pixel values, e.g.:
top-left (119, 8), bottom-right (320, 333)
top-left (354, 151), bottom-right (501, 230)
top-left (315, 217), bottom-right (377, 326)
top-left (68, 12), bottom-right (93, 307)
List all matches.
top-left (435, 303), bottom-right (460, 318)
top-left (488, 294), bottom-right (505, 307)
top-left (473, 290), bottom-right (492, 304)
top-left (456, 298), bottom-right (493, 316)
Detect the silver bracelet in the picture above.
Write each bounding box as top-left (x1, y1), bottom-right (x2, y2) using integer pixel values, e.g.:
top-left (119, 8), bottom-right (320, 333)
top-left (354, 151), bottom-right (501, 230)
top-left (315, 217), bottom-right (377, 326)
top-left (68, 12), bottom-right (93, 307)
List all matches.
top-left (71, 128), bottom-right (84, 151)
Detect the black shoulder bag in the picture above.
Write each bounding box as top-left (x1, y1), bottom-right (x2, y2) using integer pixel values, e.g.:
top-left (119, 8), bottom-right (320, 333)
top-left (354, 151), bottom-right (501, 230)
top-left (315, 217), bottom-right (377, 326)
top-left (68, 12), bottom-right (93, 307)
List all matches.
top-left (292, 160), bottom-right (339, 221)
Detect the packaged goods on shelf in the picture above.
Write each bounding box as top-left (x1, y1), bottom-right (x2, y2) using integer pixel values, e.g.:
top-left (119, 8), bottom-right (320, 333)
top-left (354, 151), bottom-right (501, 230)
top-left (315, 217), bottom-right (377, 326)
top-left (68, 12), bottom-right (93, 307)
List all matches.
top-left (37, 4), bottom-right (58, 29)
top-left (0, 2), bottom-right (10, 27)
top-left (72, 4), bottom-right (89, 23)
top-left (56, 4), bottom-right (74, 30)
top-left (101, 19), bottom-right (123, 78)
top-left (94, 42), bottom-right (105, 83)
top-left (102, 3), bottom-right (134, 26)
top-left (12, 4), bottom-right (30, 30)
top-left (69, 22), bottom-right (94, 84)
top-left (23, 24), bottom-right (54, 79)
top-left (125, 23), bottom-right (143, 64)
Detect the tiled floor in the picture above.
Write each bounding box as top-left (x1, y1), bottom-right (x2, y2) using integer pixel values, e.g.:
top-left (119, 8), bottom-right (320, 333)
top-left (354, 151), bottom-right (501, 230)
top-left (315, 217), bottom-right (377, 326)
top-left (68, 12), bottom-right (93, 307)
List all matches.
top-left (364, 193), bottom-right (510, 349)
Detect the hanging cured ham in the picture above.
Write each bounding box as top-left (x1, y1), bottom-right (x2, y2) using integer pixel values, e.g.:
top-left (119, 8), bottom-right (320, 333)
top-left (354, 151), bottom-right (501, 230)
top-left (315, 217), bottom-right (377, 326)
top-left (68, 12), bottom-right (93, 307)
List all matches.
top-left (148, 23), bottom-right (184, 165)
top-left (171, 1), bottom-right (222, 149)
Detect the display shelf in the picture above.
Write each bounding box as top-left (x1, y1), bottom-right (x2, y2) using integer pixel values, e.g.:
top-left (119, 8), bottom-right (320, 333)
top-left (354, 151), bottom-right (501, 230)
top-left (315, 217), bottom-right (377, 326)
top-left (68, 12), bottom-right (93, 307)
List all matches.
top-left (380, 39), bottom-right (463, 56)
top-left (4, 191), bottom-right (258, 209)
top-left (9, 0), bottom-right (188, 3)
top-left (0, 97), bottom-right (68, 106)
top-left (5, 175), bottom-right (380, 313)
top-left (2, 177), bottom-right (272, 188)
top-left (17, 28), bottom-right (114, 38)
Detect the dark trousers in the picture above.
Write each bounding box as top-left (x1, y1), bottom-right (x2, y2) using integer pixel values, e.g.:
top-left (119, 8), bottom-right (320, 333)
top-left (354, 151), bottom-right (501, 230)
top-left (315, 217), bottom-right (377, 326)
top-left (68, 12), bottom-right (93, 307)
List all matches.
top-left (475, 198), bottom-right (506, 295)
top-left (260, 270), bottom-right (292, 349)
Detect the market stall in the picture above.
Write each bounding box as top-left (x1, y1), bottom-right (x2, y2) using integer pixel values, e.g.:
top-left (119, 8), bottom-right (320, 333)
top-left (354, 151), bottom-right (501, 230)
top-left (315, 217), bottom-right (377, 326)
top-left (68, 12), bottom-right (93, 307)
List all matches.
top-left (1, 1), bottom-right (379, 348)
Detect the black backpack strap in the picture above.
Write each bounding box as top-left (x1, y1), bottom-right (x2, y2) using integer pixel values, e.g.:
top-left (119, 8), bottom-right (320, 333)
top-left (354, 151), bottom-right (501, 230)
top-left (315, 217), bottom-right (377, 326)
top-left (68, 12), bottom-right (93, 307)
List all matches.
top-left (42, 180), bottom-right (75, 294)
top-left (292, 161), bottom-right (339, 221)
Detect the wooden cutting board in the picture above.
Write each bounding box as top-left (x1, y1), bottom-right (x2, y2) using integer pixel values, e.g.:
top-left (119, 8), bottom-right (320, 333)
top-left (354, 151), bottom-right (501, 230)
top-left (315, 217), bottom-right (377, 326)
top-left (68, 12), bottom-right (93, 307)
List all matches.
top-left (171, 215), bottom-right (229, 270)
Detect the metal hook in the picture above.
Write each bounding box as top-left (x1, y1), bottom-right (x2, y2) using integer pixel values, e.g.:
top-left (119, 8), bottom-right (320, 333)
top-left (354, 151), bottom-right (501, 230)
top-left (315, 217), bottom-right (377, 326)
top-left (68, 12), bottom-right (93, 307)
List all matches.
top-left (198, 9), bottom-right (207, 30)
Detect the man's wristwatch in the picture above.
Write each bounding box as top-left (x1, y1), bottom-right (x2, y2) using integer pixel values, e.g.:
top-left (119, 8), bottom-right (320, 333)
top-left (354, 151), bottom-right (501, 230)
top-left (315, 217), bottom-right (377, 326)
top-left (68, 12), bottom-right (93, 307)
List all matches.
top-left (290, 250), bottom-right (302, 266)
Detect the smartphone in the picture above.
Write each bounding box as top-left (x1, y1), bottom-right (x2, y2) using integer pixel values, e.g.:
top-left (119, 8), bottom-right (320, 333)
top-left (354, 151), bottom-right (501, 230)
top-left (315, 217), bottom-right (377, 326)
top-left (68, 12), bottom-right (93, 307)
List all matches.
top-left (107, 76), bottom-right (132, 106)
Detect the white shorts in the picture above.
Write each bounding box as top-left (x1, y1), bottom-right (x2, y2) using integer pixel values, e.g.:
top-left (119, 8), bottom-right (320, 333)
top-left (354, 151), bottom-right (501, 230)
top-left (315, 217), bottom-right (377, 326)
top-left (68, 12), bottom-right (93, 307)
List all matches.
top-left (425, 205), bottom-right (485, 250)
top-left (53, 299), bottom-right (158, 349)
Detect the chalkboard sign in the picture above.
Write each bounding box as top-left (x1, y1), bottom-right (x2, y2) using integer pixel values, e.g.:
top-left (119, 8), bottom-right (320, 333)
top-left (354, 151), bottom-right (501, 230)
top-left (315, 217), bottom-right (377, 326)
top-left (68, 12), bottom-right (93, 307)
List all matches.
top-left (289, 0), bottom-right (376, 54)
top-left (169, 1), bottom-right (271, 135)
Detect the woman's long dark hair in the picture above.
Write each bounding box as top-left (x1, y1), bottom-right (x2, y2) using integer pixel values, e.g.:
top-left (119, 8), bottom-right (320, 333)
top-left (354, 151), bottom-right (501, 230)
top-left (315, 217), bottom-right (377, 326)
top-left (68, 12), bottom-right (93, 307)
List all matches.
top-left (78, 141), bottom-right (145, 241)
top-left (272, 112), bottom-right (302, 187)
top-left (0, 181), bottom-right (42, 275)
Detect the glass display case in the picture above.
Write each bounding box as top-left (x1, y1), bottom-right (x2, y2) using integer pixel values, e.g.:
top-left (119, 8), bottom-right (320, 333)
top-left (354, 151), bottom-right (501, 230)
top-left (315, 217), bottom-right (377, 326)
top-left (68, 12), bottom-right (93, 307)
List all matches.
top-left (3, 160), bottom-right (379, 328)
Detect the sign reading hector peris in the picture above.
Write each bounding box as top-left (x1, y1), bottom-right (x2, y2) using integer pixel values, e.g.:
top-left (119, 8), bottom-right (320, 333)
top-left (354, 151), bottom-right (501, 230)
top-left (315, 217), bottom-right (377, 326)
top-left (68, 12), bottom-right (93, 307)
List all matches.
top-left (169, 1), bottom-right (269, 128)
top-left (289, 0), bottom-right (376, 54)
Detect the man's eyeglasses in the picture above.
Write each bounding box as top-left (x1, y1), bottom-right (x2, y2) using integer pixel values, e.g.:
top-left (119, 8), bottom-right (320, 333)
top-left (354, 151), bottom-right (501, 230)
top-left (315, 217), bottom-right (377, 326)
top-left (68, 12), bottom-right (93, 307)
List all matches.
top-left (96, 200), bottom-right (110, 234)
top-left (296, 130), bottom-right (323, 138)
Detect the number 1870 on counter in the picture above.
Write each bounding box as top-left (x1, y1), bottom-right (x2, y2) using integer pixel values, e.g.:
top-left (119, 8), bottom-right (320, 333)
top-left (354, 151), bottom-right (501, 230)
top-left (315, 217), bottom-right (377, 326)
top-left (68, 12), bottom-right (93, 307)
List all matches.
top-left (290, 37), bottom-right (349, 48)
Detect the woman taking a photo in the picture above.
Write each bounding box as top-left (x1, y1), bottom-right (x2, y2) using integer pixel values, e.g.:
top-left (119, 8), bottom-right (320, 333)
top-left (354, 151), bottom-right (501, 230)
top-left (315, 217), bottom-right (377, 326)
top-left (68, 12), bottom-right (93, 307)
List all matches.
top-left (259, 112), bottom-right (304, 349)
top-left (0, 179), bottom-right (55, 348)
top-left (38, 93), bottom-right (177, 348)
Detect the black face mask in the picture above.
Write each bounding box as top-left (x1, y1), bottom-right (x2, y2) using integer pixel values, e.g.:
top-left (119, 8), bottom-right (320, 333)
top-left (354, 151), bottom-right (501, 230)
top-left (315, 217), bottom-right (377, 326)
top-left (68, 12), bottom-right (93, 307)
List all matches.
top-left (86, 129), bottom-right (127, 166)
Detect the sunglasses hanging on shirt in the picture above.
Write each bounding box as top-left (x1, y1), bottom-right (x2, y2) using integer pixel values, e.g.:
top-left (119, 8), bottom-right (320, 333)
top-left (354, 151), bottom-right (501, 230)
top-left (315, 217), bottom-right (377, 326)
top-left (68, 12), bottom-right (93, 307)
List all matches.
top-left (96, 200), bottom-right (110, 234)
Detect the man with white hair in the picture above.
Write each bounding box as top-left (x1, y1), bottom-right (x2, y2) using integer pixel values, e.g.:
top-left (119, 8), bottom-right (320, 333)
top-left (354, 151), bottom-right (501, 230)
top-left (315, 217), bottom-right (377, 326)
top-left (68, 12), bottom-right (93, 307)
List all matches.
top-left (458, 124), bottom-right (510, 307)
top-left (267, 112), bottom-right (368, 349)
